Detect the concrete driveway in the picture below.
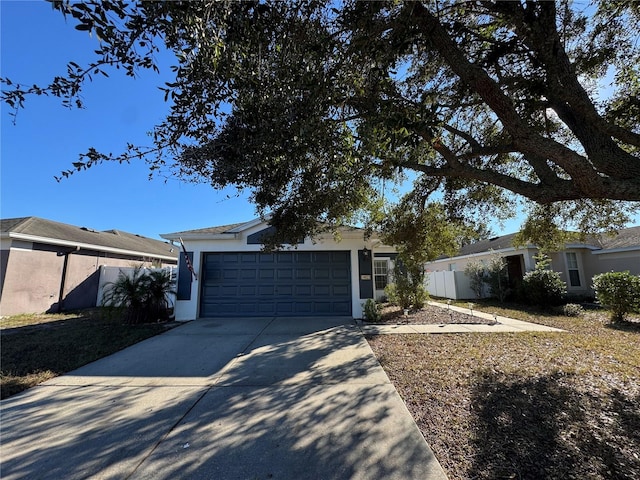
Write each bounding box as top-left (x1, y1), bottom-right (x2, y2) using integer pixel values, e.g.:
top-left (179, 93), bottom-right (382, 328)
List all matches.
top-left (0, 317), bottom-right (447, 480)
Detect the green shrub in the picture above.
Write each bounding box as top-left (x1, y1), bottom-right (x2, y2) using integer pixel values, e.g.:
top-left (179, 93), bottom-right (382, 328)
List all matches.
top-left (393, 272), bottom-right (414, 310)
top-left (563, 303), bottom-right (584, 317)
top-left (521, 255), bottom-right (567, 307)
top-left (363, 299), bottom-right (381, 322)
top-left (413, 284), bottom-right (428, 309)
top-left (592, 271), bottom-right (640, 322)
top-left (486, 254), bottom-right (509, 302)
top-left (464, 260), bottom-right (486, 298)
top-left (384, 283), bottom-right (399, 306)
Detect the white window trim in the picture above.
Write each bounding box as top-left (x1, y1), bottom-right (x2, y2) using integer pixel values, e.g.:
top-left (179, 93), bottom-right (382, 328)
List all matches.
top-left (564, 251), bottom-right (584, 289)
top-left (374, 257), bottom-right (392, 291)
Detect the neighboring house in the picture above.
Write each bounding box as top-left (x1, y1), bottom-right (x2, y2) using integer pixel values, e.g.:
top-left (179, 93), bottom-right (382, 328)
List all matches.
top-left (161, 218), bottom-right (396, 320)
top-left (424, 226), bottom-right (640, 300)
top-left (0, 217), bottom-right (178, 316)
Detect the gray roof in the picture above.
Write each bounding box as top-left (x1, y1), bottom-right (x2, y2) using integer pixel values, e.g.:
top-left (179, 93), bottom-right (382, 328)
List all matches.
top-left (1, 217), bottom-right (178, 260)
top-left (165, 222), bottom-right (247, 236)
top-left (450, 226), bottom-right (640, 258)
top-left (598, 226), bottom-right (640, 250)
top-left (163, 220), bottom-right (365, 239)
top-left (457, 232), bottom-right (521, 257)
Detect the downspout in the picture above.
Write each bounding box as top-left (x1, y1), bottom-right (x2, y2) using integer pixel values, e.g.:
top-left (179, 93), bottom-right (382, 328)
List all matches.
top-left (56, 246), bottom-right (79, 313)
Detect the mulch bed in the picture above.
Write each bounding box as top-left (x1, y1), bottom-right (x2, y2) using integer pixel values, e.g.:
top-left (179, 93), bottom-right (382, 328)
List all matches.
top-left (367, 303), bottom-right (495, 325)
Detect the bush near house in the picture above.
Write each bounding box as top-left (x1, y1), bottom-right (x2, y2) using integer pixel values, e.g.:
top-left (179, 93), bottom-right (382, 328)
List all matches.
top-left (464, 260), bottom-right (486, 299)
top-left (520, 255), bottom-right (567, 307)
top-left (592, 271), bottom-right (640, 323)
top-left (362, 298), bottom-right (381, 322)
top-left (562, 303), bottom-right (584, 317)
top-left (384, 274), bottom-right (428, 311)
top-left (485, 255), bottom-right (509, 302)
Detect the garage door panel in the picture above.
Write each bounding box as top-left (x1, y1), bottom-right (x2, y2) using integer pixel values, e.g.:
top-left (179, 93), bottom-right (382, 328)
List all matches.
top-left (277, 302), bottom-right (294, 314)
top-left (257, 303), bottom-right (276, 315)
top-left (259, 253), bottom-right (276, 264)
top-left (313, 285), bottom-right (330, 295)
top-left (237, 303), bottom-right (259, 315)
top-left (221, 285), bottom-right (238, 296)
top-left (277, 269), bottom-right (293, 280)
top-left (295, 285), bottom-right (312, 296)
top-left (240, 269), bottom-right (258, 280)
top-left (200, 251), bottom-right (351, 317)
top-left (333, 302), bottom-right (351, 315)
top-left (277, 285), bottom-right (293, 296)
top-left (296, 268), bottom-right (312, 280)
top-left (279, 255), bottom-right (293, 264)
top-left (223, 270), bottom-right (238, 280)
top-left (294, 302), bottom-right (313, 314)
top-left (332, 285), bottom-right (350, 296)
top-left (260, 269), bottom-right (275, 280)
top-left (313, 302), bottom-right (331, 314)
top-left (314, 268), bottom-right (330, 279)
top-left (332, 268), bottom-right (350, 279)
top-left (258, 285), bottom-right (275, 295)
top-left (239, 286), bottom-right (256, 296)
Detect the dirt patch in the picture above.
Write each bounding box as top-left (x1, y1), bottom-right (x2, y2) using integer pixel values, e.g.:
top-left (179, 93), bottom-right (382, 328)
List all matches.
top-left (367, 303), bottom-right (495, 325)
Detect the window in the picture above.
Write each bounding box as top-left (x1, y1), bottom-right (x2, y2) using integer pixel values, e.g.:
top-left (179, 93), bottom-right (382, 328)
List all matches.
top-left (565, 252), bottom-right (581, 287)
top-left (374, 259), bottom-right (389, 290)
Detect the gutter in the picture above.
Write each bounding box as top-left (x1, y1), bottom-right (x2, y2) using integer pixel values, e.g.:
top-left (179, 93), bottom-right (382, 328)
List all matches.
top-left (591, 246), bottom-right (640, 255)
top-left (56, 246), bottom-right (79, 313)
top-left (161, 233), bottom-right (239, 241)
top-left (4, 232), bottom-right (177, 262)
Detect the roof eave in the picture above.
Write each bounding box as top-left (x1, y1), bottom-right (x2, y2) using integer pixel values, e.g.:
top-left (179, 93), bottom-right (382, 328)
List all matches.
top-left (6, 232), bottom-right (177, 262)
top-left (591, 245), bottom-right (640, 255)
top-left (427, 245), bottom-right (535, 263)
top-left (161, 232), bottom-right (239, 241)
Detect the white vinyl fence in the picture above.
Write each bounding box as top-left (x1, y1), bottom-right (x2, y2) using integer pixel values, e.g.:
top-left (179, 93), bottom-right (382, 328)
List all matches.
top-left (426, 270), bottom-right (481, 300)
top-left (96, 265), bottom-right (178, 308)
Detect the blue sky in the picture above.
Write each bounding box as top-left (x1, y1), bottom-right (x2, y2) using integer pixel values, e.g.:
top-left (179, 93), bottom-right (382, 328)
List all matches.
top-left (1, 0), bottom-right (256, 240)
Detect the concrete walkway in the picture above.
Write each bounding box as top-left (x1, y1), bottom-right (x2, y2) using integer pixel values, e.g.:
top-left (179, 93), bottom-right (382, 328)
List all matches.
top-left (0, 317), bottom-right (448, 480)
top-left (360, 301), bottom-right (564, 335)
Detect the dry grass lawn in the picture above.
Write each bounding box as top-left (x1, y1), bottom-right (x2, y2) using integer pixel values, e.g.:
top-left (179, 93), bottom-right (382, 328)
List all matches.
top-left (1, 309), bottom-right (177, 399)
top-left (367, 303), bottom-right (640, 480)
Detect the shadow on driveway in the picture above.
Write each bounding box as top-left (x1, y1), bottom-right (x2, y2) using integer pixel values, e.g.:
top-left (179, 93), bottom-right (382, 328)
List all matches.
top-left (0, 317), bottom-right (447, 480)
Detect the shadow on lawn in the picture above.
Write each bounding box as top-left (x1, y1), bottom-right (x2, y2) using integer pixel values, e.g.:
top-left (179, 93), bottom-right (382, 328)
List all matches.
top-left (605, 320), bottom-right (640, 333)
top-left (468, 372), bottom-right (640, 480)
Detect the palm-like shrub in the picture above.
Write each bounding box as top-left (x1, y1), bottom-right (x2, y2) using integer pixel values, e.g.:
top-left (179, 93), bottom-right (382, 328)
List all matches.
top-left (102, 267), bottom-right (174, 324)
top-left (145, 269), bottom-right (175, 322)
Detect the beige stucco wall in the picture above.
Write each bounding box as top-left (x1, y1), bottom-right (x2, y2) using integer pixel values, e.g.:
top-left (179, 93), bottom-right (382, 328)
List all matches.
top-left (585, 250), bottom-right (640, 277)
top-left (0, 241), bottom-right (176, 316)
top-left (0, 247), bottom-right (64, 315)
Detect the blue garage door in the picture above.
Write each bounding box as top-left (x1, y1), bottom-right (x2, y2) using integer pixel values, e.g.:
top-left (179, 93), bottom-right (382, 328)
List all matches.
top-left (200, 251), bottom-right (352, 317)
